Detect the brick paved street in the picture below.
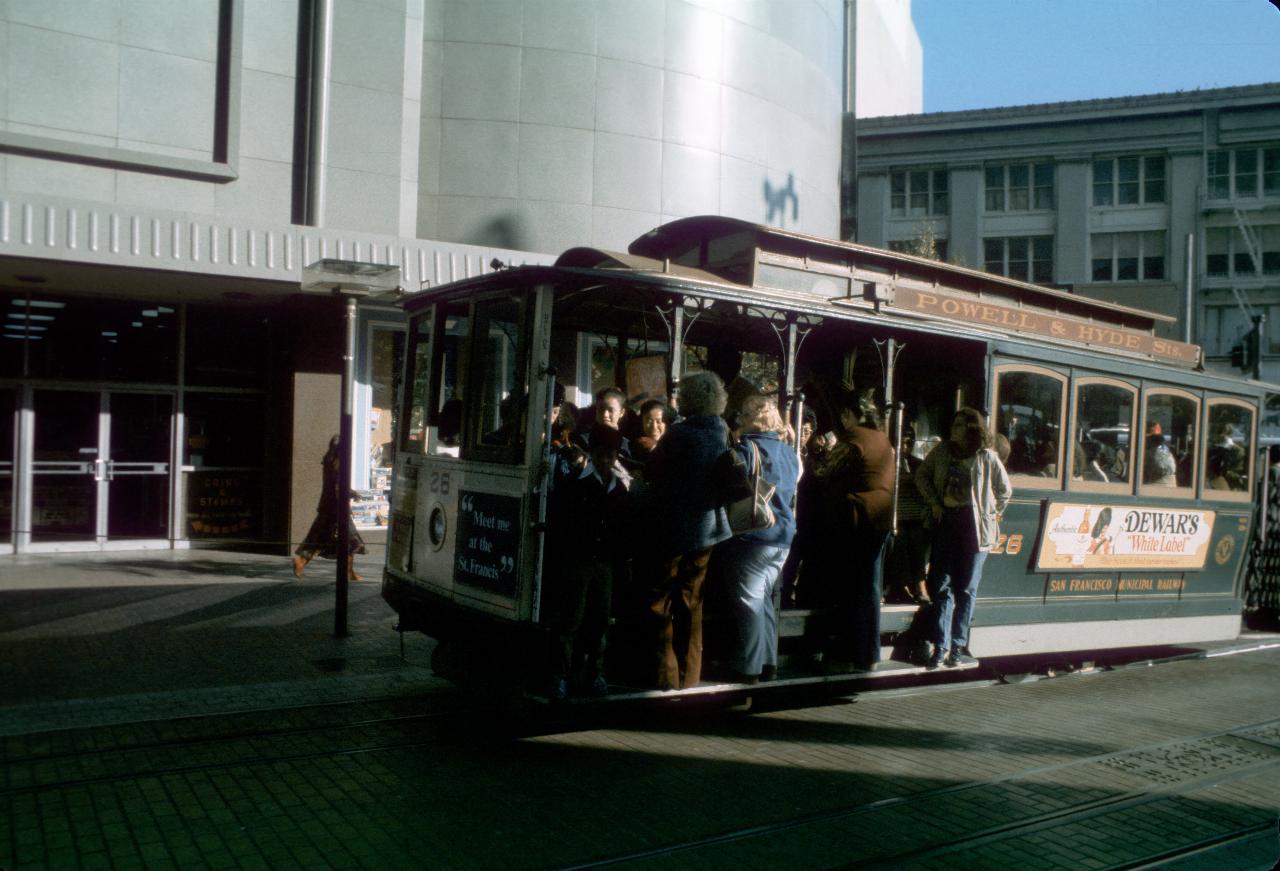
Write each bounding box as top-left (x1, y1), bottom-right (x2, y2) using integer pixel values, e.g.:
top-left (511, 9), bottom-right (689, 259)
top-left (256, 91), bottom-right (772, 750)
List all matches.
top-left (1, 550), bottom-right (1278, 869)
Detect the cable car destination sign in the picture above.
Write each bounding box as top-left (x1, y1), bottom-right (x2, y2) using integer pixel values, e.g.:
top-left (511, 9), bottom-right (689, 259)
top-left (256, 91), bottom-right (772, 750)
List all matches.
top-left (890, 286), bottom-right (1200, 366)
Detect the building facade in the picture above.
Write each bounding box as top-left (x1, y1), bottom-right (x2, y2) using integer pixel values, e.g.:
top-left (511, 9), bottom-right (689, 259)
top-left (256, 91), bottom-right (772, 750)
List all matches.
top-left (1, 0), bottom-right (924, 555)
top-left (854, 84), bottom-right (1280, 437)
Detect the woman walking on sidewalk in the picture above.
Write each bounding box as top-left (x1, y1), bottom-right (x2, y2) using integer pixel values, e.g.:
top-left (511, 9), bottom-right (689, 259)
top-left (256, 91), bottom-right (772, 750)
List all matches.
top-left (293, 436), bottom-right (366, 581)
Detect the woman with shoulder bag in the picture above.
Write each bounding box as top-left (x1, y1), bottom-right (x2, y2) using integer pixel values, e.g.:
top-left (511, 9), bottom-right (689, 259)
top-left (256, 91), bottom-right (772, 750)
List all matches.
top-left (719, 395), bottom-right (801, 683)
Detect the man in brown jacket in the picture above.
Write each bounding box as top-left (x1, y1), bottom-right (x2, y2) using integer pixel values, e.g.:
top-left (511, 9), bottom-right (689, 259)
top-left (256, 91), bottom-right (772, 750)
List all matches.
top-left (812, 390), bottom-right (895, 671)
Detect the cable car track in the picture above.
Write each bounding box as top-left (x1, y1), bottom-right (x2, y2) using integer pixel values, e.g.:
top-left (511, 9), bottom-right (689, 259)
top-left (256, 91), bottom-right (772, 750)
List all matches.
top-left (560, 715), bottom-right (1280, 870)
top-left (5, 638), bottom-right (1276, 801)
top-left (0, 698), bottom-right (485, 799)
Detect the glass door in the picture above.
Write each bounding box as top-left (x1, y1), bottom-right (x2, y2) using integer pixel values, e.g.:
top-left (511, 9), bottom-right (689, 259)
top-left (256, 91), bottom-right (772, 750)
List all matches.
top-left (0, 388), bottom-right (13, 546)
top-left (31, 389), bottom-right (100, 545)
top-left (28, 389), bottom-right (173, 549)
top-left (106, 392), bottom-right (172, 540)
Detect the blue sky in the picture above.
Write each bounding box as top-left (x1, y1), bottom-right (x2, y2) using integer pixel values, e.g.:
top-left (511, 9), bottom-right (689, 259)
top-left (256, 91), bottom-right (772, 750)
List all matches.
top-left (913, 0), bottom-right (1280, 113)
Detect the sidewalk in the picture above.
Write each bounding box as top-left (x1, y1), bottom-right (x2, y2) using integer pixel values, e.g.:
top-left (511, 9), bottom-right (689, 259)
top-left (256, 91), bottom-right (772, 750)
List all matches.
top-left (0, 545), bottom-right (446, 736)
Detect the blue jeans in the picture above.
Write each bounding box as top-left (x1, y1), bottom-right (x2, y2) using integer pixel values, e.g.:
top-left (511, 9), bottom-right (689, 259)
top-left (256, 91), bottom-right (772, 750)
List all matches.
top-left (724, 541), bottom-right (789, 676)
top-left (928, 507), bottom-right (988, 656)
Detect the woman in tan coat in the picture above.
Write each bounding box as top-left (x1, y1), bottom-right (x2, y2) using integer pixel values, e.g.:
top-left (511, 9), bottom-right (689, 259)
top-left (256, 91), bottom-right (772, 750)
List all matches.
top-left (915, 407), bottom-right (1012, 669)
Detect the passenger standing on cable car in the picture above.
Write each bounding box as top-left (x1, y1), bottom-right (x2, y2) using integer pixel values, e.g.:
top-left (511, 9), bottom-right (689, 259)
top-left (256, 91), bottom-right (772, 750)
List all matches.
top-left (812, 390), bottom-right (896, 672)
top-left (915, 407), bottom-right (1012, 670)
top-left (721, 395), bottom-right (801, 683)
top-left (642, 371), bottom-right (737, 690)
top-left (544, 423), bottom-right (631, 700)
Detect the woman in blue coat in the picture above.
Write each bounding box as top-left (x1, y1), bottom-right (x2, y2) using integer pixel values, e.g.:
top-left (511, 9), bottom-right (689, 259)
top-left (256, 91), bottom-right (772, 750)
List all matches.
top-left (721, 395), bottom-right (801, 682)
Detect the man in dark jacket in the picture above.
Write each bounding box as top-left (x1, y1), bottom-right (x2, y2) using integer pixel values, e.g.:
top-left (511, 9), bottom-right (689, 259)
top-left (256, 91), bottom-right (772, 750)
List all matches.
top-left (643, 371), bottom-right (737, 690)
top-left (546, 424), bottom-right (631, 700)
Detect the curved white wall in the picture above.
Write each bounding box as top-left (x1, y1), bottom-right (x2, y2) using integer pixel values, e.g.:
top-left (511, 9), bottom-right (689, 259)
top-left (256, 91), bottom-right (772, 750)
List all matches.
top-left (419, 0), bottom-right (845, 255)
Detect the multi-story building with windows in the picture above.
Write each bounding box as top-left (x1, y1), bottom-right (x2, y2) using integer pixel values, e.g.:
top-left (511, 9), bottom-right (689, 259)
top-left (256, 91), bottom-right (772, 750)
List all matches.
top-left (855, 83), bottom-right (1280, 437)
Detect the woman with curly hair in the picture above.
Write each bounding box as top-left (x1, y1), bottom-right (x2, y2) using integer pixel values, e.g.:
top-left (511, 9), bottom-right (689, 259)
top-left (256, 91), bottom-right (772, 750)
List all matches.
top-left (722, 394), bottom-right (801, 682)
top-left (915, 407), bottom-right (1012, 669)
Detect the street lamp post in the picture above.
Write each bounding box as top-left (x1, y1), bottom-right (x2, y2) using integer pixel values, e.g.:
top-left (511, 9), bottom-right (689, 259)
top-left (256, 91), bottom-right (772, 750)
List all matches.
top-left (302, 259), bottom-right (401, 637)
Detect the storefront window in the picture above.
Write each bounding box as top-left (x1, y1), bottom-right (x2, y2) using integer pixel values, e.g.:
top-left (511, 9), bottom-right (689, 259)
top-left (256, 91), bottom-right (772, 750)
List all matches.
top-left (184, 394), bottom-right (265, 541)
top-left (186, 305), bottom-right (270, 388)
top-left (16, 295), bottom-right (178, 383)
top-left (358, 326), bottom-right (404, 527)
top-left (0, 388), bottom-right (12, 544)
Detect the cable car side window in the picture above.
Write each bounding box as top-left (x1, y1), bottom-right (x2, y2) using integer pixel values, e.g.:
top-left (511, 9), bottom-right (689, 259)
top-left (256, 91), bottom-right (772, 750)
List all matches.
top-left (400, 312), bottom-right (432, 455)
top-left (467, 292), bottom-right (530, 464)
top-left (1068, 378), bottom-right (1136, 493)
top-left (994, 365), bottom-right (1066, 489)
top-left (1203, 399), bottom-right (1254, 501)
top-left (426, 300), bottom-right (469, 458)
top-left (1138, 388), bottom-right (1199, 496)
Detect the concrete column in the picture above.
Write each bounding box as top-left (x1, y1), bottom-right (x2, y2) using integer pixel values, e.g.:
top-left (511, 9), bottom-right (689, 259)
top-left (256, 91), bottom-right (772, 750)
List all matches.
top-left (1055, 159), bottom-right (1090, 286)
top-left (855, 172), bottom-right (888, 246)
top-left (1168, 151), bottom-right (1202, 343)
top-left (948, 164), bottom-right (983, 268)
top-left (288, 298), bottom-right (344, 554)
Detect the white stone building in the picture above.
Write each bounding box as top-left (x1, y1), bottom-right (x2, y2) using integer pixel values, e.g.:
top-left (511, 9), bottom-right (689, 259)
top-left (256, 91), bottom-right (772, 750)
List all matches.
top-left (0, 0), bottom-right (922, 554)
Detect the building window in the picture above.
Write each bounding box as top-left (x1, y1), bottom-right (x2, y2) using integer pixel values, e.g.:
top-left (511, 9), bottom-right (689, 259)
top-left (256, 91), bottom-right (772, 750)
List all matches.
top-left (984, 162), bottom-right (1054, 212)
top-left (1206, 144), bottom-right (1280, 200)
top-left (887, 238), bottom-right (950, 262)
top-left (984, 236), bottom-right (1053, 283)
top-left (1093, 155), bottom-right (1165, 206)
top-left (1091, 231), bottom-right (1166, 282)
top-left (890, 169), bottom-right (948, 217)
top-left (1205, 225), bottom-right (1280, 277)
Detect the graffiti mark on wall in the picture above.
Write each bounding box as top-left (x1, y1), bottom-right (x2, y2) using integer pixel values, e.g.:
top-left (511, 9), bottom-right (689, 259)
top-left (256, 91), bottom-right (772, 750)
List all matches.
top-left (764, 173), bottom-right (799, 227)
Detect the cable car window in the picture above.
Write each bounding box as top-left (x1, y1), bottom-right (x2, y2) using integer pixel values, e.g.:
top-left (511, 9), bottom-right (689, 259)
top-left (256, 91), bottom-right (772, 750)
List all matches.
top-left (425, 300), bottom-right (469, 458)
top-left (995, 366), bottom-right (1065, 488)
top-left (469, 294), bottom-right (529, 462)
top-left (400, 314), bottom-right (432, 455)
top-left (1139, 390), bottom-right (1198, 495)
top-left (1069, 379), bottom-right (1136, 492)
top-left (1203, 399), bottom-right (1254, 500)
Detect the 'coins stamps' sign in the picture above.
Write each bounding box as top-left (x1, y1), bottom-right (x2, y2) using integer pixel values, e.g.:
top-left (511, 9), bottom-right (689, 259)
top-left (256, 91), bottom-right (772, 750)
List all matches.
top-left (454, 490), bottom-right (522, 596)
top-left (1036, 502), bottom-right (1214, 572)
